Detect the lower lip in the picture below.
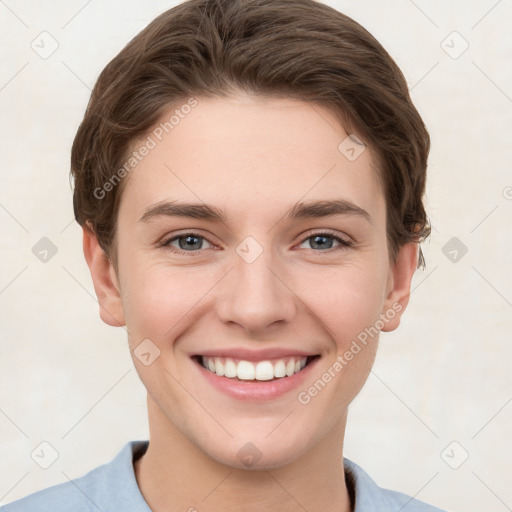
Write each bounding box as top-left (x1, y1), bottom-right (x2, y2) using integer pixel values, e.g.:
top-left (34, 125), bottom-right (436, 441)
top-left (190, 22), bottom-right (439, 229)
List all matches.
top-left (193, 357), bottom-right (320, 401)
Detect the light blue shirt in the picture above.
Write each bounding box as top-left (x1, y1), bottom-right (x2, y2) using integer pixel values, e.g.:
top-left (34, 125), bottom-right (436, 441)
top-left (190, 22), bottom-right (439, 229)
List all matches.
top-left (1, 440), bottom-right (446, 511)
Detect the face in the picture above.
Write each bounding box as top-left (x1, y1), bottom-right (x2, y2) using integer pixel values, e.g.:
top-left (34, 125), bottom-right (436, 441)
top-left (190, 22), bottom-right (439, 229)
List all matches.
top-left (85, 94), bottom-right (417, 470)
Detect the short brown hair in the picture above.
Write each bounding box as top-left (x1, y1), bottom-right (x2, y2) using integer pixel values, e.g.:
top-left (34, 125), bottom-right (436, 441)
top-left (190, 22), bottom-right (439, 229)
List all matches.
top-left (71, 0), bottom-right (431, 270)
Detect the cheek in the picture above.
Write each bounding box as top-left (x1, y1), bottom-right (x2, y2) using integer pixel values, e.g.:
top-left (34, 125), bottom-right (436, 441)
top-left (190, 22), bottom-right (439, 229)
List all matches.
top-left (121, 263), bottom-right (214, 343)
top-left (304, 264), bottom-right (388, 342)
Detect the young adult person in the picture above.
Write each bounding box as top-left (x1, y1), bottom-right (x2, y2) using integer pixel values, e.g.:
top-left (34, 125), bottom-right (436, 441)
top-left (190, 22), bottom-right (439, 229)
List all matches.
top-left (2, 1), bottom-right (445, 510)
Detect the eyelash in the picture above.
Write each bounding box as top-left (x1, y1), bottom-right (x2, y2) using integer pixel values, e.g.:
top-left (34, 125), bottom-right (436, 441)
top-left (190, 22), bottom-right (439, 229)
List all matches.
top-left (160, 230), bottom-right (353, 256)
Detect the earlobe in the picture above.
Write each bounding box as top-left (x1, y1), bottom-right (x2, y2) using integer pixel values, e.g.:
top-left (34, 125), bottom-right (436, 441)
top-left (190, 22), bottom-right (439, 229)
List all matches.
top-left (82, 224), bottom-right (126, 327)
top-left (380, 242), bottom-right (419, 332)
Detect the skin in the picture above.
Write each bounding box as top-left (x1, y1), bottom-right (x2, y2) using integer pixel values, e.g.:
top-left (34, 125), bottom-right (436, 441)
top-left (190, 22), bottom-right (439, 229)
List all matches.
top-left (83, 93), bottom-right (419, 512)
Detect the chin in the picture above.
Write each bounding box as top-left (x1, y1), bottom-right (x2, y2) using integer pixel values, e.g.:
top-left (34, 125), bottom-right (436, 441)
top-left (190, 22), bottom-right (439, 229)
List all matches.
top-left (202, 433), bottom-right (308, 472)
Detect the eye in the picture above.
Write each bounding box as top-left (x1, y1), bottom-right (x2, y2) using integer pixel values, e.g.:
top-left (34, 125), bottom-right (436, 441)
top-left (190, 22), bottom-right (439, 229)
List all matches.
top-left (297, 231), bottom-right (353, 252)
top-left (161, 232), bottom-right (214, 255)
top-left (160, 230), bottom-right (353, 256)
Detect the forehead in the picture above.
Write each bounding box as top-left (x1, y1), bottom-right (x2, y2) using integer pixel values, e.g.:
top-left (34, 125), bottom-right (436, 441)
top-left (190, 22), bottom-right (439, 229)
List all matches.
top-left (118, 95), bottom-right (384, 226)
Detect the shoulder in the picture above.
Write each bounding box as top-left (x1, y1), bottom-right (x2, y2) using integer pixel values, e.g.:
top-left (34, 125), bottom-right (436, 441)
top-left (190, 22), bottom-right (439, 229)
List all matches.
top-left (1, 441), bottom-right (150, 512)
top-left (343, 458), bottom-right (447, 512)
top-left (1, 469), bottom-right (105, 512)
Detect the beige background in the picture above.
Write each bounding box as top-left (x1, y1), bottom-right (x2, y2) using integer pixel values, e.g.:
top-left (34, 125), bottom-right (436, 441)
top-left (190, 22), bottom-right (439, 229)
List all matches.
top-left (1, 1), bottom-right (511, 511)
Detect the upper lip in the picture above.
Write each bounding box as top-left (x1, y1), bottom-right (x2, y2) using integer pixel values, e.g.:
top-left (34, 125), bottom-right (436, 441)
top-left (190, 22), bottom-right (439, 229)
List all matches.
top-left (191, 347), bottom-right (319, 362)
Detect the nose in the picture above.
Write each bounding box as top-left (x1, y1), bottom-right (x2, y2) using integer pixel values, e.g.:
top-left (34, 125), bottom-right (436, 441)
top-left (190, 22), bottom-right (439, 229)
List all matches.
top-left (215, 240), bottom-right (297, 335)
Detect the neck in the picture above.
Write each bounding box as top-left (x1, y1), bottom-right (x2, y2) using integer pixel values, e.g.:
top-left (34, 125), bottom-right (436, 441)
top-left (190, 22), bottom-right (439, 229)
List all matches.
top-left (134, 396), bottom-right (352, 512)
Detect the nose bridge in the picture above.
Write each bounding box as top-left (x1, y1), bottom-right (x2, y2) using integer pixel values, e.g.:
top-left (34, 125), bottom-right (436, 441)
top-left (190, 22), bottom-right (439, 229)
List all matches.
top-left (216, 235), bottom-right (296, 333)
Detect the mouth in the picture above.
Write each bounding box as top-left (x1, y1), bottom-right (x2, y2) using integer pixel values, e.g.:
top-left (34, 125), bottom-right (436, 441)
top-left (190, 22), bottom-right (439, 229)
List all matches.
top-left (191, 354), bottom-right (321, 382)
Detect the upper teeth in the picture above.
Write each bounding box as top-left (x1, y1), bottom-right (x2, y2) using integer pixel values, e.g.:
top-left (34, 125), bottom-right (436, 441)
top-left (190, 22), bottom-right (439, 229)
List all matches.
top-left (201, 356), bottom-right (308, 381)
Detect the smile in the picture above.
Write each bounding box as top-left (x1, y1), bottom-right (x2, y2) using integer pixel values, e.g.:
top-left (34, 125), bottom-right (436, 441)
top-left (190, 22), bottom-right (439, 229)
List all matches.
top-left (198, 355), bottom-right (320, 381)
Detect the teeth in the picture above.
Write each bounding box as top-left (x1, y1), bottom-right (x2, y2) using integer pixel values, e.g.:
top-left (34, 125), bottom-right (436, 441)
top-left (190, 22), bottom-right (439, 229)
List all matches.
top-left (214, 359), bottom-right (225, 377)
top-left (224, 359), bottom-right (237, 378)
top-left (237, 360), bottom-right (255, 380)
top-left (274, 360), bottom-right (286, 378)
top-left (255, 361), bottom-right (274, 381)
top-left (201, 356), bottom-right (309, 381)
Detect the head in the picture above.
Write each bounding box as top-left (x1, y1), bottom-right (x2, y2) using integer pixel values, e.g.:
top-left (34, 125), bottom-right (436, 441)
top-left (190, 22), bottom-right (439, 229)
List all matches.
top-left (74, 0), bottom-right (430, 469)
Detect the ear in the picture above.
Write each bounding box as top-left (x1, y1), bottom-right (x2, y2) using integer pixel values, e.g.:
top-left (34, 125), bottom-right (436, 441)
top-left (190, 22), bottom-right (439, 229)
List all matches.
top-left (82, 224), bottom-right (126, 327)
top-left (380, 242), bottom-right (419, 332)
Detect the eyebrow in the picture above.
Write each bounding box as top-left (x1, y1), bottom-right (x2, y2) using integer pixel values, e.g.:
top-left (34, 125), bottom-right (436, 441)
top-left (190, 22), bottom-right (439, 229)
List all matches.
top-left (138, 199), bottom-right (372, 225)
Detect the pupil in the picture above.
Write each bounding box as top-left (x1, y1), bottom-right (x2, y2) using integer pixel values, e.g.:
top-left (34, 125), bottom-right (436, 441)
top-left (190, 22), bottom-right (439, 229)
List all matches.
top-left (180, 235), bottom-right (201, 250)
top-left (311, 235), bottom-right (332, 250)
